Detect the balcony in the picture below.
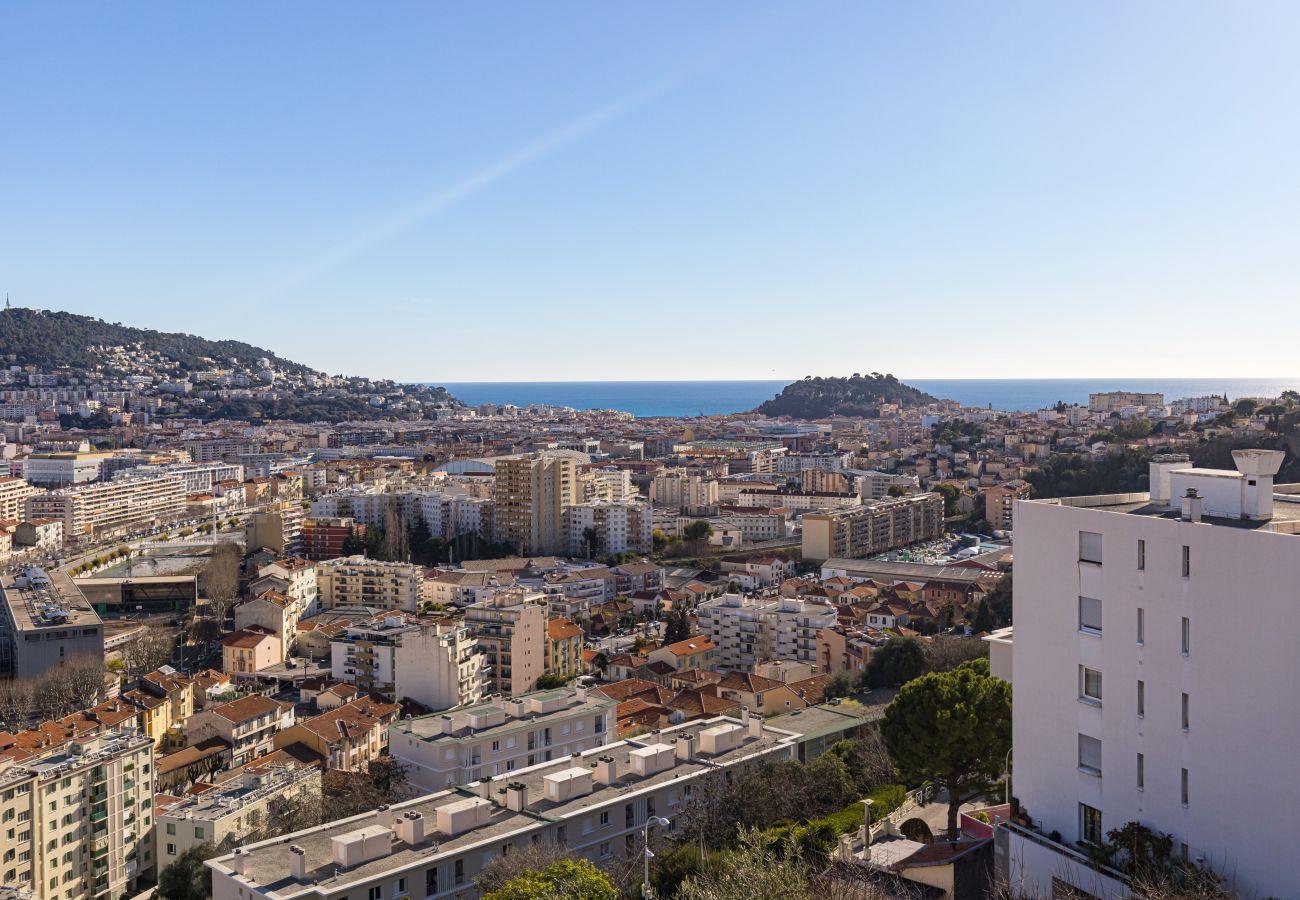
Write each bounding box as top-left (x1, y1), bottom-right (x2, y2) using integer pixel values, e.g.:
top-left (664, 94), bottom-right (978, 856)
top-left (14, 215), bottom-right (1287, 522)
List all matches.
top-left (90, 810), bottom-right (107, 824)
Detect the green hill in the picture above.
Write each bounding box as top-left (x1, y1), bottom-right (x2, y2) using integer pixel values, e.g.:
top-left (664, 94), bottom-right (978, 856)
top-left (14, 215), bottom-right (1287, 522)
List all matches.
top-left (755, 373), bottom-right (938, 418)
top-left (0, 308), bottom-right (317, 375)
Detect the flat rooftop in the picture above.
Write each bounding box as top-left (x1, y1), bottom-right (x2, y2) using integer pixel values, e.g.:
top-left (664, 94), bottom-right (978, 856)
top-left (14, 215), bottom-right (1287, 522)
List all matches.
top-left (213, 716), bottom-right (798, 895)
top-left (1, 568), bottom-right (102, 632)
top-left (1032, 490), bottom-right (1300, 533)
top-left (397, 688), bottom-right (616, 744)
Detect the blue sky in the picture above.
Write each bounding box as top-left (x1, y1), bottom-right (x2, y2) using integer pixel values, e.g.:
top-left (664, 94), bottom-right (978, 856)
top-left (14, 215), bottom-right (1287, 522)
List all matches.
top-left (3, 2), bottom-right (1299, 382)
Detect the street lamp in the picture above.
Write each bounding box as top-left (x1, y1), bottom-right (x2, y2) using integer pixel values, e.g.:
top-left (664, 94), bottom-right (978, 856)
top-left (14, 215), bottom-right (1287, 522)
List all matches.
top-left (641, 815), bottom-right (670, 899)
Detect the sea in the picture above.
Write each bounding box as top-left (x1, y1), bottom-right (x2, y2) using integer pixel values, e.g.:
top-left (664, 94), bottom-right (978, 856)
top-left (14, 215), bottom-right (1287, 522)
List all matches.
top-left (434, 378), bottom-right (1300, 419)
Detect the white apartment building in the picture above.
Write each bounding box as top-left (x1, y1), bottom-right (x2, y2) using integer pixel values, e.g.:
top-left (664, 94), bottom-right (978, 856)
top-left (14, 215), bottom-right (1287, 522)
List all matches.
top-left (207, 713), bottom-right (795, 900)
top-left (0, 568), bottom-right (104, 681)
top-left (1002, 449), bottom-right (1300, 899)
top-left (329, 615), bottom-right (414, 696)
top-left (392, 619), bottom-right (487, 711)
top-left (22, 452), bottom-right (110, 486)
top-left (156, 765), bottom-right (319, 862)
top-left (801, 492), bottom-right (945, 561)
top-left (0, 730), bottom-right (155, 900)
top-left (114, 462), bottom-right (244, 494)
top-left (852, 470), bottom-right (919, 501)
top-left (564, 499), bottom-right (653, 556)
top-left (577, 466), bottom-right (634, 502)
top-left (316, 556), bottom-right (424, 612)
top-left (390, 685), bottom-right (618, 791)
top-left (696, 593), bottom-right (837, 671)
top-left (25, 473), bottom-right (186, 543)
top-left (650, 471), bottom-right (719, 509)
top-left (463, 589), bottom-right (546, 697)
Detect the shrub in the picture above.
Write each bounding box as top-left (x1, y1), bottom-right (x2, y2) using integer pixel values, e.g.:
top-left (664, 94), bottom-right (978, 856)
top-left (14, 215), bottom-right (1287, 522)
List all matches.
top-left (899, 818), bottom-right (933, 843)
top-left (868, 784), bottom-right (908, 818)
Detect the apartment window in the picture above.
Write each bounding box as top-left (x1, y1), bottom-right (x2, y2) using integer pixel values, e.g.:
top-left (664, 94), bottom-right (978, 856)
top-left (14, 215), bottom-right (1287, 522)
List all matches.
top-left (1137, 680), bottom-right (1145, 717)
top-left (1137, 753), bottom-right (1145, 791)
top-left (1181, 768), bottom-right (1189, 806)
top-left (599, 841), bottom-right (611, 859)
top-left (194, 827), bottom-right (204, 840)
top-left (1078, 596), bottom-right (1102, 634)
top-left (396, 877), bottom-right (406, 894)
top-left (367, 887), bottom-right (381, 900)
top-left (166, 823), bottom-right (175, 835)
top-left (599, 810), bottom-right (609, 827)
top-left (425, 867), bottom-right (437, 896)
top-left (1137, 539), bottom-right (1145, 570)
top-left (1079, 667), bottom-right (1102, 704)
top-left (1182, 693), bottom-right (1189, 730)
top-left (454, 859), bottom-right (464, 887)
top-left (166, 844), bottom-right (176, 856)
top-left (1079, 803), bottom-right (1103, 845)
top-left (1079, 531), bottom-right (1102, 564)
top-left (1078, 734), bottom-right (1102, 775)
top-left (1136, 607), bottom-right (1144, 645)
top-left (1181, 545), bottom-right (1190, 578)
top-left (1181, 617), bottom-right (1190, 655)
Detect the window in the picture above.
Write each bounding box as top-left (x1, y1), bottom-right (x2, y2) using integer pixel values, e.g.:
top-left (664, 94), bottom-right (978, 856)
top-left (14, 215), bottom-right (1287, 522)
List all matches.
top-left (1137, 753), bottom-right (1145, 791)
top-left (1136, 608), bottom-right (1144, 645)
top-left (1079, 531), bottom-right (1103, 564)
top-left (367, 887), bottom-right (381, 900)
top-left (1079, 596), bottom-right (1102, 634)
top-left (1181, 545), bottom-right (1190, 577)
top-left (599, 841), bottom-right (611, 859)
top-left (1079, 667), bottom-right (1103, 703)
top-left (1079, 804), bottom-right (1102, 845)
top-left (166, 823), bottom-right (175, 835)
top-left (397, 877), bottom-right (406, 894)
top-left (454, 859), bottom-right (464, 887)
top-left (1181, 768), bottom-right (1189, 805)
top-left (1137, 680), bottom-right (1145, 717)
top-left (166, 844), bottom-right (175, 856)
top-left (491, 741), bottom-right (499, 752)
top-left (1078, 734), bottom-right (1102, 775)
top-left (425, 867), bottom-right (437, 896)
top-left (194, 827), bottom-right (204, 840)
top-left (1181, 617), bottom-right (1190, 655)
top-left (1182, 693), bottom-right (1189, 730)
top-left (599, 811), bottom-right (609, 827)
top-left (1137, 539), bottom-right (1145, 570)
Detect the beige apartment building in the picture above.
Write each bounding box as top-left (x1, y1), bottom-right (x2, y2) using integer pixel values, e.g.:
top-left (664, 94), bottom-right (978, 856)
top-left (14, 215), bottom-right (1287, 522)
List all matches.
top-left (493, 454), bottom-right (576, 556)
top-left (25, 473), bottom-right (185, 543)
top-left (316, 556), bottom-right (424, 612)
top-left (650, 470), bottom-right (719, 509)
top-left (800, 492), bottom-right (945, 560)
top-left (0, 729), bottom-right (156, 900)
top-left (0, 568), bottom-right (104, 681)
top-left (156, 764), bottom-right (319, 863)
top-left (983, 478), bottom-right (1032, 531)
top-left (0, 476), bottom-right (38, 521)
top-left (463, 588), bottom-right (546, 696)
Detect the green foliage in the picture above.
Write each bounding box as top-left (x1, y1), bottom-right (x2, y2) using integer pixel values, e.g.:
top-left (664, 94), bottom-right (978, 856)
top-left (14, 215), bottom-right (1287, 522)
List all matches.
top-left (1234, 398), bottom-right (1258, 417)
top-left (682, 520), bottom-right (713, 543)
top-left (968, 598), bottom-right (994, 633)
top-left (982, 571), bottom-right (1012, 628)
top-left (932, 482), bottom-right (962, 516)
top-left (865, 636), bottom-right (928, 687)
top-left (1025, 449), bottom-right (1152, 499)
top-left (823, 670), bottom-right (853, 700)
top-left (340, 528), bottom-right (366, 556)
top-left (867, 783), bottom-right (908, 818)
top-left (674, 830), bottom-right (816, 900)
top-left (534, 672), bottom-right (572, 690)
top-left (899, 817), bottom-right (933, 842)
top-left (157, 843), bottom-right (217, 900)
top-left (881, 664), bottom-right (1012, 836)
top-left (756, 373), bottom-right (937, 419)
top-left (931, 419), bottom-right (985, 444)
top-left (482, 858), bottom-right (617, 900)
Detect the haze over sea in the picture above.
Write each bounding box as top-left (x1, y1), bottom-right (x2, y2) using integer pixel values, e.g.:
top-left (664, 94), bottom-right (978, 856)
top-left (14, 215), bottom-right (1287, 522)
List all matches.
top-left (436, 378), bottom-right (1300, 418)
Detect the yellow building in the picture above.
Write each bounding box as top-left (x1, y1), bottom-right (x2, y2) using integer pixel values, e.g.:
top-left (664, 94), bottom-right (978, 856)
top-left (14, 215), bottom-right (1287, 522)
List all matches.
top-left (493, 454), bottom-right (576, 556)
top-left (545, 617), bottom-right (585, 680)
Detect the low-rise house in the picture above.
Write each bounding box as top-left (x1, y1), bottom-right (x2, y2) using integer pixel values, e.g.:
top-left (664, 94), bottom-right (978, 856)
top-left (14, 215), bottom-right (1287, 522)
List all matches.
top-left (222, 626), bottom-right (282, 677)
top-left (273, 697), bottom-right (399, 772)
top-left (234, 590), bottom-right (300, 657)
top-left (187, 695), bottom-right (296, 766)
top-left (648, 636), bottom-right (717, 672)
top-left (716, 671), bottom-right (809, 716)
top-left (544, 618), bottom-right (585, 680)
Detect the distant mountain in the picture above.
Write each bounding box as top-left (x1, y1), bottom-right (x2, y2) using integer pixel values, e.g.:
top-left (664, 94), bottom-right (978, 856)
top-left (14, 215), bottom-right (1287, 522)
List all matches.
top-left (0, 308), bottom-right (319, 376)
top-left (754, 373), bottom-right (938, 418)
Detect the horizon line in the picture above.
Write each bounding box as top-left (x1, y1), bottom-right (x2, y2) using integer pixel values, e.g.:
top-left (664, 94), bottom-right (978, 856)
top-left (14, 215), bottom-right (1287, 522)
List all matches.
top-left (417, 376), bottom-right (1300, 385)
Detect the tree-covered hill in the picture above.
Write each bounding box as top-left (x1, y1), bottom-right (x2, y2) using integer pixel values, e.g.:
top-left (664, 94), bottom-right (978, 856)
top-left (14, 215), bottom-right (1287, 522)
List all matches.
top-left (0, 308), bottom-right (317, 375)
top-left (754, 373), bottom-right (938, 418)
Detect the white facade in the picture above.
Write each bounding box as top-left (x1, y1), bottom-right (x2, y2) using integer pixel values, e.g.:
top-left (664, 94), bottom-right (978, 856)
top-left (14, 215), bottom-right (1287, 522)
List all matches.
top-left (564, 500), bottom-right (653, 556)
top-left (1009, 450), bottom-right (1300, 899)
top-left (392, 620), bottom-right (487, 711)
top-left (696, 593), bottom-right (836, 670)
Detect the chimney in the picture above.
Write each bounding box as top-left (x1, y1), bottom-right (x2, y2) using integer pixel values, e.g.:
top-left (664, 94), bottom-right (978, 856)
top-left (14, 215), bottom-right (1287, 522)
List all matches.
top-left (438, 714), bottom-right (454, 735)
top-left (396, 811), bottom-right (425, 845)
top-left (376, 805), bottom-right (394, 830)
top-left (232, 848), bottom-right (248, 876)
top-left (505, 782), bottom-right (527, 811)
top-left (674, 734), bottom-right (695, 762)
top-left (475, 778), bottom-right (492, 798)
top-left (575, 685), bottom-right (587, 702)
top-left (1234, 449), bottom-right (1284, 520)
top-left (593, 755), bottom-right (619, 785)
top-left (748, 714), bottom-right (764, 739)
top-left (1181, 489), bottom-right (1202, 524)
top-left (740, 707), bottom-right (750, 727)
top-left (288, 845), bottom-right (307, 881)
top-left (1149, 454), bottom-right (1193, 506)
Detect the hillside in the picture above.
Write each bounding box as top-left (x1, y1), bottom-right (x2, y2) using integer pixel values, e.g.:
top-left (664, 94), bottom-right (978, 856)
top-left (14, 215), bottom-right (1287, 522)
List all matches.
top-left (754, 373), bottom-right (938, 418)
top-left (0, 308), bottom-right (317, 376)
